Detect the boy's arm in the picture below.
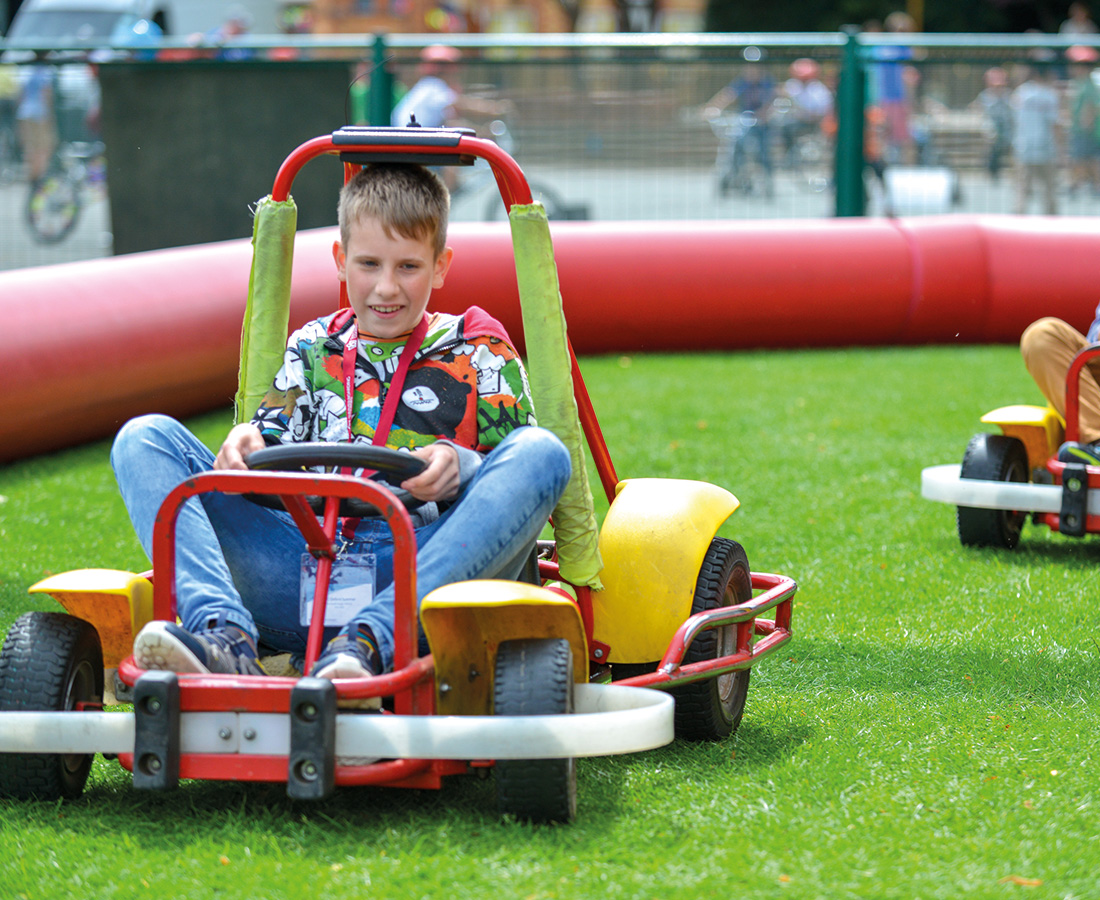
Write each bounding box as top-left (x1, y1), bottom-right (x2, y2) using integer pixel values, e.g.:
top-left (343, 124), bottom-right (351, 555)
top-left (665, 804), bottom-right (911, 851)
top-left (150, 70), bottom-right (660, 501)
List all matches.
top-left (434, 440), bottom-right (484, 488)
top-left (402, 442), bottom-right (464, 502)
top-left (214, 423), bottom-right (266, 470)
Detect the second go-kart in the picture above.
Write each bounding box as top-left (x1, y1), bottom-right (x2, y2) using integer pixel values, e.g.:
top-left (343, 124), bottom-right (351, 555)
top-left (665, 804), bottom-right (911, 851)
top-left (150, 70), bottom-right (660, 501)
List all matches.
top-left (0, 126), bottom-right (796, 823)
top-left (922, 343), bottom-right (1100, 548)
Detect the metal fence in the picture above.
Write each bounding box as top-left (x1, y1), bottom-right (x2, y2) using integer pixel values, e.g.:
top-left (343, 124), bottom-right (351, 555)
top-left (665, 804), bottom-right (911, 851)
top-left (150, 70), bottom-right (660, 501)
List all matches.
top-left (3, 30), bottom-right (1100, 272)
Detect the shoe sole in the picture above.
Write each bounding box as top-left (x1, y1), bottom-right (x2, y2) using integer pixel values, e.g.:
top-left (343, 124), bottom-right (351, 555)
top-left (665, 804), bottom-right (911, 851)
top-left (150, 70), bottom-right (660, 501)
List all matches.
top-left (133, 621), bottom-right (211, 674)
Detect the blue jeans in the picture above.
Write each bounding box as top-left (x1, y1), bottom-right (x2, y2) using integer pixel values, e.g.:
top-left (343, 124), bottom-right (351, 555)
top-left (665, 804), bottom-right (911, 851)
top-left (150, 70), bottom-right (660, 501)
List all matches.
top-left (110, 415), bottom-right (571, 668)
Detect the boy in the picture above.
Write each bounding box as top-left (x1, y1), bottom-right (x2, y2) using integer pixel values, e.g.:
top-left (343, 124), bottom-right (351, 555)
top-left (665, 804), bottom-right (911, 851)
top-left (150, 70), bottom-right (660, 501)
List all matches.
top-left (112, 163), bottom-right (571, 685)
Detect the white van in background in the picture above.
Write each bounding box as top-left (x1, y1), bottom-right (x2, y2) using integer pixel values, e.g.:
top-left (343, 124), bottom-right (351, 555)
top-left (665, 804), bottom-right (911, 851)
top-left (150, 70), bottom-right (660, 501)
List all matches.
top-left (3, 0), bottom-right (280, 44)
top-left (2, 0), bottom-right (282, 143)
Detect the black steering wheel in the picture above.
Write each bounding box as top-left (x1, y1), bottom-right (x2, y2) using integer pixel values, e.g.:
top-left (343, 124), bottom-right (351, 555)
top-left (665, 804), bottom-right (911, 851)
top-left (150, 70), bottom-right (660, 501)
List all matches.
top-left (244, 442), bottom-right (428, 517)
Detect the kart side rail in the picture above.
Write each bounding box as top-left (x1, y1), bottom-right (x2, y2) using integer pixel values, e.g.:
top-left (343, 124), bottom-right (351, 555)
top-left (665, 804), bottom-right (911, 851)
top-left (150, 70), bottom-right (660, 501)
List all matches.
top-left (614, 572), bottom-right (796, 690)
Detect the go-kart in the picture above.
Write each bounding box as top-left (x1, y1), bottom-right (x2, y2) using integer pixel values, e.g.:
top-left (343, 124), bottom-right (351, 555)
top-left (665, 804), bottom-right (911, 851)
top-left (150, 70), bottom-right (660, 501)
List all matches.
top-left (922, 344), bottom-right (1100, 548)
top-left (0, 126), bottom-right (796, 823)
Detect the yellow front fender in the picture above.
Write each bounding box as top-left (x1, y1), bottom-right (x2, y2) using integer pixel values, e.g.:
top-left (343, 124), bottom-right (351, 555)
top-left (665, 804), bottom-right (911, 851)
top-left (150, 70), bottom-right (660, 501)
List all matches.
top-left (980, 404), bottom-right (1064, 473)
top-left (420, 580), bottom-right (587, 716)
top-left (28, 569), bottom-right (153, 667)
top-left (593, 478), bottom-right (739, 663)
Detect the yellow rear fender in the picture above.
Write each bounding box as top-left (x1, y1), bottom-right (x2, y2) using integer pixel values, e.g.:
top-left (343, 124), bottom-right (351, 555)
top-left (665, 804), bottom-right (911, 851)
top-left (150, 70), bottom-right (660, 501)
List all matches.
top-left (28, 569), bottom-right (153, 668)
top-left (981, 404), bottom-right (1064, 473)
top-left (420, 580), bottom-right (587, 716)
top-left (593, 478), bottom-right (739, 663)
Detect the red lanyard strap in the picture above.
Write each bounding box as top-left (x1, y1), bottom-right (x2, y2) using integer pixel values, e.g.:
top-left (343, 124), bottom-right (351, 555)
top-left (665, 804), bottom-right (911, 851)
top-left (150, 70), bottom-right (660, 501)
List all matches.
top-left (338, 313), bottom-right (430, 540)
top-left (342, 313), bottom-right (430, 447)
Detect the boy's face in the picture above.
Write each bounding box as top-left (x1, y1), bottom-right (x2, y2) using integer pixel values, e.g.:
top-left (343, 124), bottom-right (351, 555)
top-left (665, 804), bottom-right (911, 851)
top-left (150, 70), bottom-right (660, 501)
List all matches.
top-left (333, 216), bottom-right (453, 340)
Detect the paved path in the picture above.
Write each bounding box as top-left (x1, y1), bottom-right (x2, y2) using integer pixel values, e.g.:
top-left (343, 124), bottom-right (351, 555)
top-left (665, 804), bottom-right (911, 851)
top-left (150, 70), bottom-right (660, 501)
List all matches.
top-left (0, 177), bottom-right (113, 272)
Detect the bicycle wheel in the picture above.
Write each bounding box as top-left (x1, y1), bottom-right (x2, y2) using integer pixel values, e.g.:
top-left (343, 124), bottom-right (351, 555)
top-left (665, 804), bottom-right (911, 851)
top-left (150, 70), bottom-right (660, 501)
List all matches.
top-left (26, 172), bottom-right (83, 244)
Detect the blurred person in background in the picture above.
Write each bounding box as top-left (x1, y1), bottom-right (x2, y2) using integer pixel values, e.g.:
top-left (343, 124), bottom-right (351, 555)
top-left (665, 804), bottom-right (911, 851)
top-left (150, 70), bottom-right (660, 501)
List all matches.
top-left (703, 56), bottom-right (777, 125)
top-left (973, 66), bottom-right (1014, 182)
top-left (392, 44), bottom-right (465, 128)
top-left (702, 55), bottom-right (777, 187)
top-left (870, 11), bottom-right (919, 165)
top-left (392, 45), bottom-right (512, 130)
top-left (1011, 63), bottom-right (1061, 214)
top-left (392, 45), bottom-right (512, 189)
top-left (1060, 2), bottom-right (1098, 34)
top-left (1066, 45), bottom-right (1100, 196)
top-left (203, 5), bottom-right (255, 61)
top-left (777, 57), bottom-right (834, 166)
top-left (15, 55), bottom-right (57, 186)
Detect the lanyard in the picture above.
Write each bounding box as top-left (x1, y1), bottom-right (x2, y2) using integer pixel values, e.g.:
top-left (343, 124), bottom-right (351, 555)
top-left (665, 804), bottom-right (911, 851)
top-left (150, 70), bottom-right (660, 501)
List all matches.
top-left (339, 312), bottom-right (430, 539)
top-left (342, 313), bottom-right (430, 447)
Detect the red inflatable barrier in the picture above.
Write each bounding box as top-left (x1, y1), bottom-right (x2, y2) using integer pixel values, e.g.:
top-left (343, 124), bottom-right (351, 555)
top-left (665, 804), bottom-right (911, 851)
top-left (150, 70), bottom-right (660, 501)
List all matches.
top-left (1, 215), bottom-right (1097, 464)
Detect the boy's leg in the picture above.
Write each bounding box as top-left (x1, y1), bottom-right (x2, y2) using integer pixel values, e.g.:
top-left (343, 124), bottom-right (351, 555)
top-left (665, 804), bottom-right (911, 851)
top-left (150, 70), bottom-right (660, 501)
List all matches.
top-left (333, 426), bottom-right (572, 670)
top-left (111, 414), bottom-right (307, 650)
top-left (1020, 317), bottom-right (1100, 443)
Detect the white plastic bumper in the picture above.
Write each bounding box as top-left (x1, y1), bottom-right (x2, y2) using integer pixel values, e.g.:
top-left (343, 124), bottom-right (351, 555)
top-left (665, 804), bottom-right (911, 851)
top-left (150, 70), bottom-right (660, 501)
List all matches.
top-left (921, 463), bottom-right (1100, 515)
top-left (0, 683), bottom-right (673, 761)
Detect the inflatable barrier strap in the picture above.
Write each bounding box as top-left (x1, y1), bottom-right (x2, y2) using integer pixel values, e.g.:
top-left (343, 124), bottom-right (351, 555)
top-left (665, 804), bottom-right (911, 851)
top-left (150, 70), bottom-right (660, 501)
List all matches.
top-left (235, 195), bottom-right (298, 423)
top-left (509, 203), bottom-right (604, 591)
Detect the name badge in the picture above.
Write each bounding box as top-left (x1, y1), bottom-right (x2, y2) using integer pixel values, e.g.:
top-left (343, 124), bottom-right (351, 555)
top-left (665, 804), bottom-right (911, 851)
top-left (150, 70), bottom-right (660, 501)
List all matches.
top-left (299, 552), bottom-right (376, 627)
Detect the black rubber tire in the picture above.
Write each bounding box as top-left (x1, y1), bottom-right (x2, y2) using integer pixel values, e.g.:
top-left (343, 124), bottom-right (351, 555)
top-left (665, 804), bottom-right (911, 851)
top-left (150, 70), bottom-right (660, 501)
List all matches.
top-left (956, 433), bottom-right (1029, 549)
top-left (610, 660), bottom-right (658, 681)
top-left (493, 638), bottom-right (576, 823)
top-left (672, 538), bottom-right (753, 741)
top-left (0, 612), bottom-right (104, 800)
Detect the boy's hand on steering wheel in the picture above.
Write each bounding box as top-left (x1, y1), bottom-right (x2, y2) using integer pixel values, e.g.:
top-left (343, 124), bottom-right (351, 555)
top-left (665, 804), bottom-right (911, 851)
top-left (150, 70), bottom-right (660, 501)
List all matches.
top-left (215, 424), bottom-right (266, 470)
top-left (403, 442), bottom-right (461, 502)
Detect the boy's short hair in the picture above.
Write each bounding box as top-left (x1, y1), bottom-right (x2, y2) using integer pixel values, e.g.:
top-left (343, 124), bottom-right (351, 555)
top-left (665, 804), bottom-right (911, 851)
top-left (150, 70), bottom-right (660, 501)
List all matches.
top-left (338, 163), bottom-right (450, 258)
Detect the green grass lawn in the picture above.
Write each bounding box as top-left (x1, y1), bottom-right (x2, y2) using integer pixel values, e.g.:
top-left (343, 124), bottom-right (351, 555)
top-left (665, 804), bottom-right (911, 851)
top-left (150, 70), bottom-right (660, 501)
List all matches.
top-left (1, 345), bottom-right (1097, 899)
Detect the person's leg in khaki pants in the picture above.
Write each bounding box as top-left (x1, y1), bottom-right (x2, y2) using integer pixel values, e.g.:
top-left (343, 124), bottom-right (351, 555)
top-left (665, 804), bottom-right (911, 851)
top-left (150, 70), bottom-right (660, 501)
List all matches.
top-left (1020, 317), bottom-right (1100, 444)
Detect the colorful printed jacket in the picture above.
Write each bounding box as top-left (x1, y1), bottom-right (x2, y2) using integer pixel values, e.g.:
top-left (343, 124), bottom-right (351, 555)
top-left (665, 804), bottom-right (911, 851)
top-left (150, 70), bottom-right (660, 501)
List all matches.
top-left (251, 307), bottom-right (536, 459)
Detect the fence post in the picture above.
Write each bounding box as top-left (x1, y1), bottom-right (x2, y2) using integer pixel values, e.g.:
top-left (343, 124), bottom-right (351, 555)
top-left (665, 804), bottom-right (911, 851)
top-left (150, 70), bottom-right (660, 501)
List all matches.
top-left (834, 26), bottom-right (866, 216)
top-left (368, 33), bottom-right (393, 126)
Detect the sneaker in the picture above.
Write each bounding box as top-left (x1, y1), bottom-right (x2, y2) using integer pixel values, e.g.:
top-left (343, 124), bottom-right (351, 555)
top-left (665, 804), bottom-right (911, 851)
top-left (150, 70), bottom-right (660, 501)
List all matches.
top-left (311, 626), bottom-right (382, 680)
top-left (133, 621), bottom-right (265, 676)
top-left (1057, 441), bottom-right (1100, 466)
top-left (311, 626), bottom-right (382, 709)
